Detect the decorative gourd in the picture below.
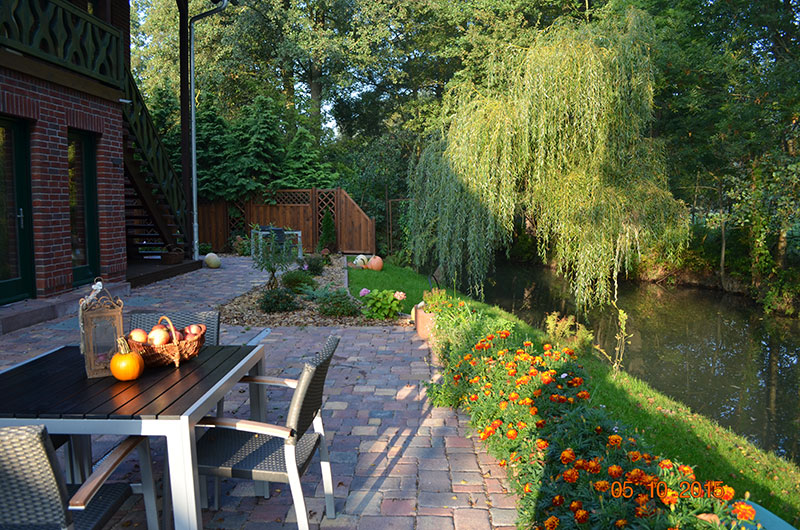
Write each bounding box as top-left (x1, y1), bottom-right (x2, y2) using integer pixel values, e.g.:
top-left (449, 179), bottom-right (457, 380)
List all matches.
top-left (368, 255), bottom-right (384, 271)
top-left (110, 337), bottom-right (144, 381)
top-left (354, 254), bottom-right (369, 268)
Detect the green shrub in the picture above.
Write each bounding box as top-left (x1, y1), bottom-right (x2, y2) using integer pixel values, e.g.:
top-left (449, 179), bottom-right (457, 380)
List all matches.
top-left (319, 209), bottom-right (336, 250)
top-left (303, 255), bottom-right (326, 276)
top-left (199, 242), bottom-right (213, 255)
top-left (318, 289), bottom-right (360, 316)
top-left (281, 270), bottom-right (318, 293)
top-left (258, 287), bottom-right (298, 313)
top-left (361, 289), bottom-right (405, 319)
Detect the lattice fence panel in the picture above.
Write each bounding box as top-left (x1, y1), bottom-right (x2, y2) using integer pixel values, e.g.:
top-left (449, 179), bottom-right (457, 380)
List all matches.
top-left (274, 190), bottom-right (311, 205)
top-left (317, 189), bottom-right (337, 230)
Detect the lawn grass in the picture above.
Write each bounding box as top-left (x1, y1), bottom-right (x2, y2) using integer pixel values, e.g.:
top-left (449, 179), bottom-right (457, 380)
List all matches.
top-left (356, 259), bottom-right (800, 524)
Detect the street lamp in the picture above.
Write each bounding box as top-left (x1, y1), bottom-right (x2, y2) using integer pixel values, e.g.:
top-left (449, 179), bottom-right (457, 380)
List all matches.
top-left (190, 0), bottom-right (234, 260)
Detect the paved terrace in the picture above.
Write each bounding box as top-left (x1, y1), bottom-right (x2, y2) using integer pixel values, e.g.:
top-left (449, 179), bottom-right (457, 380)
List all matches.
top-left (0, 258), bottom-right (518, 530)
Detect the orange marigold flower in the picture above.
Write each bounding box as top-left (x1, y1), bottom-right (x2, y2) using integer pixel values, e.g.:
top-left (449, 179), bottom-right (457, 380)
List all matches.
top-left (529, 406), bottom-right (539, 415)
top-left (731, 501), bottom-right (756, 521)
top-left (608, 465), bottom-right (623, 478)
top-left (469, 394), bottom-right (478, 402)
top-left (486, 334), bottom-right (495, 341)
top-left (568, 500), bottom-right (583, 512)
top-left (626, 468), bottom-right (646, 485)
top-left (529, 368), bottom-right (539, 377)
top-left (544, 515), bottom-right (560, 530)
top-left (628, 451), bottom-right (641, 462)
top-left (677, 464), bottom-right (694, 476)
top-left (507, 369), bottom-right (517, 376)
top-left (491, 419), bottom-right (503, 428)
top-left (577, 390), bottom-right (590, 400)
top-left (585, 460), bottom-right (601, 474)
top-left (541, 374), bottom-right (554, 385)
top-left (594, 480), bottom-right (610, 492)
top-left (519, 397), bottom-right (533, 406)
top-left (715, 484), bottom-right (735, 501)
top-left (658, 459), bottom-right (673, 470)
top-left (458, 301), bottom-right (465, 306)
top-left (452, 374), bottom-right (461, 383)
top-left (498, 459), bottom-right (507, 467)
top-left (567, 376), bottom-right (584, 387)
top-left (536, 439), bottom-right (549, 450)
top-left (523, 340), bottom-right (533, 347)
top-left (563, 468), bottom-right (579, 483)
top-left (573, 459), bottom-right (586, 470)
top-left (469, 360), bottom-right (477, 366)
top-left (660, 488), bottom-right (679, 506)
top-left (634, 505), bottom-right (650, 518)
top-left (614, 519), bottom-right (628, 528)
top-left (634, 493), bottom-right (649, 506)
top-left (498, 401), bottom-right (508, 410)
top-left (509, 392), bottom-right (519, 401)
top-left (523, 482), bottom-right (533, 493)
top-left (552, 494), bottom-right (565, 506)
top-left (506, 429), bottom-right (518, 440)
top-left (594, 426), bottom-right (603, 434)
top-left (479, 431), bottom-right (491, 441)
top-left (517, 421), bottom-right (527, 430)
top-left (499, 330), bottom-right (510, 339)
top-left (560, 448), bottom-right (576, 465)
top-left (533, 389), bottom-right (543, 397)
top-left (574, 509), bottom-right (589, 524)
top-left (608, 435), bottom-right (623, 447)
top-left (543, 344), bottom-right (552, 351)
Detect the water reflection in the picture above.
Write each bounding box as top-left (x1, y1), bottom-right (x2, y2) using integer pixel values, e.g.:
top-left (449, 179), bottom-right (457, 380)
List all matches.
top-left (484, 264), bottom-right (800, 463)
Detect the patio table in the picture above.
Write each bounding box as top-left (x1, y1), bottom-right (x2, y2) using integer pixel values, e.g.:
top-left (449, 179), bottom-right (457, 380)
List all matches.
top-left (0, 343), bottom-right (266, 530)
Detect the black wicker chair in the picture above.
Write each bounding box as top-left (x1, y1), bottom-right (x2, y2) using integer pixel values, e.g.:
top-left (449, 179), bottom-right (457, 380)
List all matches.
top-left (129, 310), bottom-right (220, 346)
top-left (193, 335), bottom-right (340, 530)
top-left (0, 425), bottom-right (158, 530)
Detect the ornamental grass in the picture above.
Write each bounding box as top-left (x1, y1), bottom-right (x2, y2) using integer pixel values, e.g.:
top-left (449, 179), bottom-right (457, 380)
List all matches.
top-left (427, 296), bottom-right (762, 529)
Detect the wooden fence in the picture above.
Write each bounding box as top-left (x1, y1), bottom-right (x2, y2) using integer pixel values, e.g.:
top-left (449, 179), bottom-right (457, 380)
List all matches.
top-left (199, 188), bottom-right (376, 254)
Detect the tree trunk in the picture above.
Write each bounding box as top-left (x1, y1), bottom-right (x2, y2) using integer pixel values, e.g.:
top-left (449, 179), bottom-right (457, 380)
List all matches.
top-left (281, 0), bottom-right (295, 130)
top-left (719, 217), bottom-right (726, 286)
top-left (177, 0), bottom-right (192, 243)
top-left (775, 223), bottom-right (789, 270)
top-left (309, 59), bottom-right (323, 139)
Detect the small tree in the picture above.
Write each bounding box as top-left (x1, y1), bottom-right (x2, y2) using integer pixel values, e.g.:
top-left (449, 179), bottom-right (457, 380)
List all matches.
top-left (318, 209), bottom-right (336, 251)
top-left (253, 231), bottom-right (296, 289)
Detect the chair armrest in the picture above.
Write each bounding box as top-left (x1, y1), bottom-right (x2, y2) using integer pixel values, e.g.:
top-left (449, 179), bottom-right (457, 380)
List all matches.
top-left (68, 436), bottom-right (145, 510)
top-left (197, 417), bottom-right (293, 438)
top-left (239, 375), bottom-right (298, 388)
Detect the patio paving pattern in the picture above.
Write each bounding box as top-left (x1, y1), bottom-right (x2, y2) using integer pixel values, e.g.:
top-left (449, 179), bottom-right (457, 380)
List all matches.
top-left (0, 257), bottom-right (518, 529)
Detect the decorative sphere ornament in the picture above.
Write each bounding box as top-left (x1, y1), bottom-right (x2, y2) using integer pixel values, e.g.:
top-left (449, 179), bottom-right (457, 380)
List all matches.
top-left (354, 254), bottom-right (369, 268)
top-left (204, 253), bottom-right (221, 269)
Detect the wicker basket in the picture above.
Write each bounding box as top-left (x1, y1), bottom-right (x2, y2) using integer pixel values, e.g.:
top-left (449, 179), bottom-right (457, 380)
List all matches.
top-left (127, 315), bottom-right (206, 368)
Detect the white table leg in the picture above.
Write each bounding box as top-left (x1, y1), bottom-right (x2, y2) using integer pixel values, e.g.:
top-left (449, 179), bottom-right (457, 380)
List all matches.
top-left (166, 419), bottom-right (202, 529)
top-left (136, 438), bottom-right (160, 530)
top-left (249, 357), bottom-right (269, 498)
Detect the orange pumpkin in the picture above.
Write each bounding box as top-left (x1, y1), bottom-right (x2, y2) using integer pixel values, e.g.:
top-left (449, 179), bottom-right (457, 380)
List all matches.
top-left (110, 337), bottom-right (144, 381)
top-left (367, 255), bottom-right (384, 271)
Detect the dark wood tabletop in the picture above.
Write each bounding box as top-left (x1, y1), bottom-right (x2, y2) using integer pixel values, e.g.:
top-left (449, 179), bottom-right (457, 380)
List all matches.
top-left (0, 345), bottom-right (256, 421)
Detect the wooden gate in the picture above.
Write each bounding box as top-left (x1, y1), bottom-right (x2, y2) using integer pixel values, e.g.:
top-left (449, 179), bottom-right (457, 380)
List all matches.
top-left (198, 188), bottom-right (375, 254)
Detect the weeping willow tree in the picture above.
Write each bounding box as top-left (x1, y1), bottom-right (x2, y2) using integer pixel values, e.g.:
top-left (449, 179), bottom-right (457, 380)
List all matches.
top-left (409, 7), bottom-right (689, 308)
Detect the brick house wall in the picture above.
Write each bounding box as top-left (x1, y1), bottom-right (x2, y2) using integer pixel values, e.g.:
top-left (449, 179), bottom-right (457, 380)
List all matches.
top-left (0, 67), bottom-right (126, 297)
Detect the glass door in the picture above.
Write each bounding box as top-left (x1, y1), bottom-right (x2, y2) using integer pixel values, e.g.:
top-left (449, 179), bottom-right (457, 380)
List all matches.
top-left (68, 131), bottom-right (99, 286)
top-left (0, 119), bottom-right (34, 305)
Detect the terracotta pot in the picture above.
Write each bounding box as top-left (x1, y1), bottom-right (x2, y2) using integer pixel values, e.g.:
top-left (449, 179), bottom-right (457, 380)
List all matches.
top-left (414, 302), bottom-right (435, 340)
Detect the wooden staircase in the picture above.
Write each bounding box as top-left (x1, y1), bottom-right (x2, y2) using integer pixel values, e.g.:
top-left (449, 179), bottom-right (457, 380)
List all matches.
top-left (121, 70), bottom-right (189, 260)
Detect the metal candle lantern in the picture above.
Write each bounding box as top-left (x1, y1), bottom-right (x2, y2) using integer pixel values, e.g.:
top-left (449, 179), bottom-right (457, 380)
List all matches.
top-left (79, 278), bottom-right (124, 378)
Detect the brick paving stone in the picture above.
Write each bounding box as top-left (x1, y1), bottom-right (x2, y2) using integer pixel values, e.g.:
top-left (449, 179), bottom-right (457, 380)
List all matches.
top-left (357, 516), bottom-right (414, 530)
top-left (319, 514), bottom-right (360, 529)
top-left (381, 498), bottom-right (416, 516)
top-left (453, 508), bottom-right (492, 530)
top-left (489, 508), bottom-right (518, 526)
top-left (418, 492), bottom-right (471, 508)
top-left (344, 490), bottom-right (383, 515)
top-left (418, 516), bottom-right (455, 530)
top-left (488, 493), bottom-right (517, 509)
top-left (452, 471), bottom-right (484, 485)
top-left (419, 470), bottom-right (453, 492)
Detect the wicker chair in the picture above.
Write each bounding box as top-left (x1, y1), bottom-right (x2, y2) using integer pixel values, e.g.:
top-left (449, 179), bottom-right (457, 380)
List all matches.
top-left (129, 310), bottom-right (220, 345)
top-left (193, 335), bottom-right (340, 530)
top-left (0, 425), bottom-right (158, 530)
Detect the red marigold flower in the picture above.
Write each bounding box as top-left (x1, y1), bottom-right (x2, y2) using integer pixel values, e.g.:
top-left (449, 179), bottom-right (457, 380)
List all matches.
top-left (533, 389), bottom-right (543, 397)
top-left (498, 459), bottom-right (507, 467)
top-left (714, 484), bottom-right (735, 501)
top-left (614, 519), bottom-right (628, 528)
top-left (536, 438), bottom-right (549, 450)
top-left (529, 406), bottom-right (539, 415)
top-left (567, 397), bottom-right (575, 404)
top-left (608, 465), bottom-right (623, 478)
top-left (568, 500), bottom-right (583, 513)
top-left (509, 392), bottom-right (519, 401)
top-left (453, 374), bottom-right (461, 383)
top-left (529, 367), bottom-right (539, 377)
top-left (519, 397), bottom-right (533, 406)
top-left (659, 488), bottom-right (679, 506)
top-left (634, 493), bottom-right (649, 506)
top-left (560, 448), bottom-right (576, 465)
top-left (552, 494), bottom-right (565, 506)
top-left (628, 451), bottom-right (641, 462)
top-left (577, 390), bottom-right (590, 400)
top-left (543, 344), bottom-right (552, 351)
top-left (479, 431), bottom-right (491, 440)
top-left (574, 509), bottom-right (589, 524)
top-left (523, 482), bottom-right (533, 493)
top-left (486, 334), bottom-right (495, 341)
top-left (594, 426), bottom-right (603, 434)
top-left (626, 468), bottom-right (646, 485)
top-left (563, 468), bottom-right (579, 483)
top-left (507, 369), bottom-right (517, 376)
top-left (499, 401), bottom-right (508, 410)
top-left (594, 480), bottom-right (610, 492)
top-left (541, 374), bottom-right (554, 385)
top-left (491, 419), bottom-right (503, 428)
top-left (499, 330), bottom-right (510, 339)
top-left (678, 464), bottom-right (694, 476)
top-left (658, 459), bottom-right (673, 470)
top-left (523, 340), bottom-right (533, 347)
top-left (506, 429), bottom-right (518, 440)
top-left (731, 501), bottom-right (756, 521)
top-left (634, 505), bottom-right (650, 518)
top-left (544, 515), bottom-right (560, 530)
top-left (469, 394), bottom-right (478, 402)
top-left (517, 421), bottom-right (527, 430)
top-left (469, 359), bottom-right (477, 366)
top-left (608, 435), bottom-right (623, 447)
top-left (573, 459), bottom-right (586, 470)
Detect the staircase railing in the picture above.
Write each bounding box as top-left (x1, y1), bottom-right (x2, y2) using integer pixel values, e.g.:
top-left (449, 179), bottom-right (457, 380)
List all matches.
top-left (0, 0), bottom-right (124, 87)
top-left (121, 70), bottom-right (189, 241)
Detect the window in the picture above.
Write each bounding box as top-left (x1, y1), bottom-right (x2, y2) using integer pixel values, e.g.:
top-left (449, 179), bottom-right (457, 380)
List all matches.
top-left (68, 130), bottom-right (99, 286)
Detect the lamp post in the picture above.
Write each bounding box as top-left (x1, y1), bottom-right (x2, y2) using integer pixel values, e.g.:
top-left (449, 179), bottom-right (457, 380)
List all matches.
top-left (190, 0), bottom-right (232, 260)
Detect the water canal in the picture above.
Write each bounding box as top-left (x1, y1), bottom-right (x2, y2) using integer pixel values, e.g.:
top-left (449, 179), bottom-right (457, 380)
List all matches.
top-left (483, 263), bottom-right (800, 464)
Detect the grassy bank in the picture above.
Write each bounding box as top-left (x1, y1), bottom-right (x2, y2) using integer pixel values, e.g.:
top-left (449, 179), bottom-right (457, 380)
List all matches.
top-left (349, 262), bottom-right (800, 524)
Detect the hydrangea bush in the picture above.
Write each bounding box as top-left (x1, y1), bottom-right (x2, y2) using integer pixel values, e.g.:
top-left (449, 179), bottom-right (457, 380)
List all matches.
top-left (427, 296), bottom-right (760, 529)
